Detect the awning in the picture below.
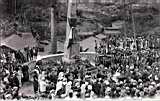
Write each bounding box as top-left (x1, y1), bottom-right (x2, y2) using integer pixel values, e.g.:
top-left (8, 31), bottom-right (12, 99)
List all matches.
top-left (1, 33), bottom-right (37, 51)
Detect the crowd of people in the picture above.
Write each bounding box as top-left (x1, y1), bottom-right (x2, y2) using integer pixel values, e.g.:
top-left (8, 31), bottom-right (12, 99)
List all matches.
top-left (26, 35), bottom-right (160, 99)
top-left (30, 49), bottom-right (160, 99)
top-left (95, 35), bottom-right (160, 55)
top-left (29, 35), bottom-right (160, 99)
top-left (0, 34), bottom-right (160, 100)
top-left (0, 46), bottom-right (39, 99)
top-left (0, 46), bottom-right (39, 63)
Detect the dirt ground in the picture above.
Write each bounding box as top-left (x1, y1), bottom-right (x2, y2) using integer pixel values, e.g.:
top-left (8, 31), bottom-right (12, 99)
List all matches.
top-left (19, 81), bottom-right (35, 97)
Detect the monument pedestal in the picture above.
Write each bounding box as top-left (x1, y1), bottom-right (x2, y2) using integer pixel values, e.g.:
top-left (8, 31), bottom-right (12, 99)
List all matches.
top-left (63, 0), bottom-right (80, 63)
top-left (63, 42), bottom-right (80, 64)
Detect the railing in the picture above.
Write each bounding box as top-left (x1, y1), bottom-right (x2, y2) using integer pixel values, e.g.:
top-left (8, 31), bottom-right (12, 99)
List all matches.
top-left (24, 52), bottom-right (98, 70)
top-left (23, 52), bottom-right (98, 81)
top-left (36, 52), bottom-right (97, 62)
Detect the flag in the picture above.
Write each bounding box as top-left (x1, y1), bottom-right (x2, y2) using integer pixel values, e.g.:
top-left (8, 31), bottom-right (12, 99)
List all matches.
top-left (67, 27), bottom-right (73, 48)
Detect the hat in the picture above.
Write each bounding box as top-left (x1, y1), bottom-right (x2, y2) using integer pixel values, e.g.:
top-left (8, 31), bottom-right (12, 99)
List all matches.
top-left (130, 65), bottom-right (134, 70)
top-left (138, 79), bottom-right (142, 83)
top-left (147, 66), bottom-right (151, 69)
top-left (85, 82), bottom-right (89, 85)
top-left (41, 77), bottom-right (45, 81)
top-left (149, 85), bottom-right (154, 90)
top-left (88, 85), bottom-right (92, 90)
top-left (151, 82), bottom-right (156, 85)
top-left (155, 75), bottom-right (159, 81)
top-left (157, 83), bottom-right (160, 87)
top-left (117, 87), bottom-right (121, 90)
top-left (114, 72), bottom-right (121, 77)
top-left (126, 65), bottom-right (129, 68)
top-left (104, 80), bottom-right (110, 85)
top-left (42, 71), bottom-right (45, 75)
top-left (85, 75), bottom-right (91, 78)
top-left (63, 78), bottom-right (67, 82)
top-left (0, 60), bottom-right (4, 63)
top-left (75, 82), bottom-right (80, 87)
top-left (106, 87), bottom-right (111, 92)
top-left (120, 81), bottom-right (123, 85)
top-left (68, 81), bottom-right (72, 85)
top-left (126, 87), bottom-right (130, 90)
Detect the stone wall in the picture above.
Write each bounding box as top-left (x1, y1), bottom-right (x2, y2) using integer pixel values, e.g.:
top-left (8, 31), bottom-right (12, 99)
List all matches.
top-left (38, 52), bottom-right (97, 63)
top-left (25, 52), bottom-right (98, 71)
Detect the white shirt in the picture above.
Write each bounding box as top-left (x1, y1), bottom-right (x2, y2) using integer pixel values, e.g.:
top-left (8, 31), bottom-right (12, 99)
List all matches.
top-left (119, 41), bottom-right (123, 49)
top-left (39, 80), bottom-right (47, 92)
top-left (56, 81), bottom-right (63, 93)
top-left (81, 84), bottom-right (86, 93)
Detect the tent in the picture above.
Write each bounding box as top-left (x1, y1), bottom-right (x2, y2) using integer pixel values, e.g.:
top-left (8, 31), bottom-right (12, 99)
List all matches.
top-left (0, 33), bottom-right (37, 51)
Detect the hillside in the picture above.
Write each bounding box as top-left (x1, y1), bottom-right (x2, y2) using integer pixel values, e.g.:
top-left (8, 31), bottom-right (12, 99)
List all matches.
top-left (0, 0), bottom-right (160, 40)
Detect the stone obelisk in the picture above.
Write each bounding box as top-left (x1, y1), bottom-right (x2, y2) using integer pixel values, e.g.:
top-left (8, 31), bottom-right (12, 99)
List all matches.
top-left (63, 0), bottom-right (80, 63)
top-left (50, 6), bottom-right (57, 54)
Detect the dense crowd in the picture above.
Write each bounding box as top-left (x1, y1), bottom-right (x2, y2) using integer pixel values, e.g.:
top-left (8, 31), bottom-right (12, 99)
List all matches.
top-left (0, 46), bottom-right (38, 99)
top-left (0, 46), bottom-right (39, 63)
top-left (0, 35), bottom-right (160, 100)
top-left (29, 53), bottom-right (160, 100)
top-left (29, 36), bottom-right (160, 99)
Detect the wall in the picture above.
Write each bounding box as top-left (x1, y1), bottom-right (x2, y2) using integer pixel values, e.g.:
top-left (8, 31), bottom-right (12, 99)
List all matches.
top-left (38, 52), bottom-right (97, 63)
top-left (25, 52), bottom-right (98, 72)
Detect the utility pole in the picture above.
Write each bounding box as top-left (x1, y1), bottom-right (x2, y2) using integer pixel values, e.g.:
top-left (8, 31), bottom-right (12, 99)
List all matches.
top-left (50, 6), bottom-right (57, 54)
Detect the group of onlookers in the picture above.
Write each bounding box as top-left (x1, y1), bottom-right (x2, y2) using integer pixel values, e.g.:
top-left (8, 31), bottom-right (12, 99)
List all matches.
top-left (0, 46), bottom-right (36, 99)
top-left (95, 35), bottom-right (160, 55)
top-left (0, 62), bottom-right (29, 99)
top-left (1, 34), bottom-right (160, 99)
top-left (29, 44), bottom-right (160, 99)
top-left (0, 46), bottom-right (39, 64)
top-left (23, 46), bottom-right (39, 62)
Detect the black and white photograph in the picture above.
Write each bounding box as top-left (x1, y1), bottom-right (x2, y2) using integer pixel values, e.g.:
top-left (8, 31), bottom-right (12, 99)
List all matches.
top-left (0, 0), bottom-right (160, 100)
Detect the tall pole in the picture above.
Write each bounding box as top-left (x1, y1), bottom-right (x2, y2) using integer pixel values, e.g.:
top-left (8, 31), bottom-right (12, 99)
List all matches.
top-left (123, 0), bottom-right (127, 49)
top-left (66, 0), bottom-right (72, 39)
top-left (131, 4), bottom-right (136, 49)
top-left (50, 6), bottom-right (57, 54)
top-left (64, 0), bottom-right (80, 62)
top-left (64, 0), bottom-right (72, 59)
